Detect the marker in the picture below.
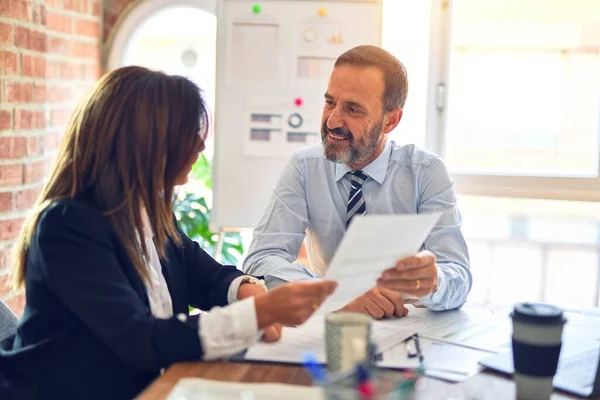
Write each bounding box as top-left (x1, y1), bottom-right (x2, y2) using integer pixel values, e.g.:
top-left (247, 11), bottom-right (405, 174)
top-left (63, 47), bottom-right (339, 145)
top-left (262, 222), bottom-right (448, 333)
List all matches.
top-left (318, 7), bottom-right (327, 17)
top-left (252, 3), bottom-right (261, 14)
top-left (302, 352), bottom-right (327, 385)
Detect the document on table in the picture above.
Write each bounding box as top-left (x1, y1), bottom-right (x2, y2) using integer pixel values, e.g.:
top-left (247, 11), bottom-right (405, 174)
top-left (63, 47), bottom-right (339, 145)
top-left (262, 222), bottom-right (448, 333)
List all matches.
top-left (376, 337), bottom-right (493, 382)
top-left (245, 306), bottom-right (510, 365)
top-left (377, 306), bottom-right (510, 353)
top-left (244, 311), bottom-right (419, 364)
top-left (315, 213), bottom-right (441, 315)
top-left (167, 378), bottom-right (324, 400)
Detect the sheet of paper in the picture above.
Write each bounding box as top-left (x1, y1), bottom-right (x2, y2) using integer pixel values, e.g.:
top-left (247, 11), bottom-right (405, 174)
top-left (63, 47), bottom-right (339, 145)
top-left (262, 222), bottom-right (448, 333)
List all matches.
top-left (316, 213), bottom-right (441, 315)
top-left (167, 378), bottom-right (323, 400)
top-left (376, 337), bottom-right (492, 382)
top-left (244, 313), bottom-right (416, 364)
top-left (374, 306), bottom-right (509, 353)
top-left (224, 4), bottom-right (286, 88)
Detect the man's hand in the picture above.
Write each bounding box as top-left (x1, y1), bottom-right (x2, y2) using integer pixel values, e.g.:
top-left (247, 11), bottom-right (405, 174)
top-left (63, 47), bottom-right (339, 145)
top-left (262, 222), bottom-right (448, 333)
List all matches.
top-left (377, 251), bottom-right (439, 297)
top-left (338, 287), bottom-right (408, 319)
top-left (237, 280), bottom-right (283, 342)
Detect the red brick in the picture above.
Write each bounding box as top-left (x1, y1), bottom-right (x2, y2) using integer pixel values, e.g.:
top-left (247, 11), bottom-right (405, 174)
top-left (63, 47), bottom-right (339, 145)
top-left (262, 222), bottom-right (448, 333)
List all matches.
top-left (14, 110), bottom-right (44, 130)
top-left (64, 0), bottom-right (88, 14)
top-left (45, 60), bottom-right (57, 79)
top-left (48, 36), bottom-right (69, 55)
top-left (14, 110), bottom-right (31, 130)
top-left (0, 23), bottom-right (12, 45)
top-left (46, 85), bottom-right (71, 103)
top-left (14, 186), bottom-right (41, 211)
top-left (0, 137), bottom-right (27, 158)
top-left (22, 55), bottom-right (46, 78)
top-left (4, 294), bottom-right (25, 317)
top-left (6, 82), bottom-right (33, 103)
top-left (24, 160), bottom-right (46, 183)
top-left (33, 4), bottom-right (46, 25)
top-left (59, 62), bottom-right (81, 79)
top-left (45, 0), bottom-right (64, 9)
top-left (27, 136), bottom-right (39, 156)
top-left (0, 192), bottom-right (13, 213)
top-left (0, 51), bottom-right (18, 75)
top-left (92, 0), bottom-right (101, 17)
top-left (0, 111), bottom-right (11, 131)
top-left (82, 63), bottom-right (100, 80)
top-left (43, 131), bottom-right (60, 151)
top-left (70, 40), bottom-right (99, 60)
top-left (0, 0), bottom-right (29, 22)
top-left (0, 164), bottom-right (22, 185)
top-left (15, 27), bottom-right (47, 53)
top-left (32, 82), bottom-right (45, 102)
top-left (46, 11), bottom-right (72, 33)
top-left (33, 111), bottom-right (44, 129)
top-left (74, 18), bottom-right (99, 37)
top-left (51, 109), bottom-right (71, 127)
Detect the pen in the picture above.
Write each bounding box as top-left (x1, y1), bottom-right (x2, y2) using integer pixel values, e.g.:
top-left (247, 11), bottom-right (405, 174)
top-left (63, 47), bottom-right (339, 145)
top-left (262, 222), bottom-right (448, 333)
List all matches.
top-left (302, 352), bottom-right (327, 385)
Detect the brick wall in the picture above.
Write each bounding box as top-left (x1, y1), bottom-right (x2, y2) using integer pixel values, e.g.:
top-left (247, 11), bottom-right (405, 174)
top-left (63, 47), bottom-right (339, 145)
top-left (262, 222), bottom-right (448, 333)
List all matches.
top-left (0, 0), bottom-right (104, 315)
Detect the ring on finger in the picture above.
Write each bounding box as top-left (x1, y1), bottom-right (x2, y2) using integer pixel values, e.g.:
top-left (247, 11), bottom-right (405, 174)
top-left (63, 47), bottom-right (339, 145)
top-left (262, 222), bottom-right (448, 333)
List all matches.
top-left (415, 279), bottom-right (421, 290)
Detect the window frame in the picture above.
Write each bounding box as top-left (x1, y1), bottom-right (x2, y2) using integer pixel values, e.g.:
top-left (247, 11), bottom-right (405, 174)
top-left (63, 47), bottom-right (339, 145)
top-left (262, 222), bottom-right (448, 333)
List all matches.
top-left (104, 0), bottom-right (217, 72)
top-left (425, 0), bottom-right (600, 202)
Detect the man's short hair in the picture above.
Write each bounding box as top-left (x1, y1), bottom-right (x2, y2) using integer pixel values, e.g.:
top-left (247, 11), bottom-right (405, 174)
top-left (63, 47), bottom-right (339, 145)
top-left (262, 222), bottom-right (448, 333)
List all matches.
top-left (334, 45), bottom-right (408, 112)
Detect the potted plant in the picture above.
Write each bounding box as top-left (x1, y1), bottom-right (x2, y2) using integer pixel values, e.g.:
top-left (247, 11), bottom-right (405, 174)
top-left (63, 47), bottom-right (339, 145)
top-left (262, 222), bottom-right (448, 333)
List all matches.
top-left (174, 154), bottom-right (244, 265)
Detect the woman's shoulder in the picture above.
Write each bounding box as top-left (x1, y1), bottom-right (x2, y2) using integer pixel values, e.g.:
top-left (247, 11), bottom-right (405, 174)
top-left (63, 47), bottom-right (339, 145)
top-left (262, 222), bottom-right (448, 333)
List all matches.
top-left (36, 198), bottom-right (108, 237)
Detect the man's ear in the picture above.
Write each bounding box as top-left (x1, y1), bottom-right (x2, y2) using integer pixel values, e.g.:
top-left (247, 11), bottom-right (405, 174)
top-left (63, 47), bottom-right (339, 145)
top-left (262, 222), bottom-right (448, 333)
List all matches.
top-left (383, 109), bottom-right (403, 134)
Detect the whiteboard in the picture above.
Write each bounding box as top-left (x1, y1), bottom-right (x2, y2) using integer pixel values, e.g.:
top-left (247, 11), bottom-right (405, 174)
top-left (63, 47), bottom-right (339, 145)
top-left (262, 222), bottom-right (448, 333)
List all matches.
top-left (212, 0), bottom-right (382, 231)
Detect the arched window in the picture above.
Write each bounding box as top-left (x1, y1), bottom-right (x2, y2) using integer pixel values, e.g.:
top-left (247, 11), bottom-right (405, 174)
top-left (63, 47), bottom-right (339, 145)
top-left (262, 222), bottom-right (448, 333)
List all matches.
top-left (106, 0), bottom-right (217, 158)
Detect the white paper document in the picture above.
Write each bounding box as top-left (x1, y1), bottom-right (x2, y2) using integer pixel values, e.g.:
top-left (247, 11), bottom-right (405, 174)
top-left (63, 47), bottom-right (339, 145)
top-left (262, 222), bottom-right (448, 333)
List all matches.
top-left (376, 337), bottom-right (492, 382)
top-left (167, 378), bottom-right (323, 400)
top-left (316, 213), bottom-right (441, 315)
top-left (244, 311), bottom-right (419, 365)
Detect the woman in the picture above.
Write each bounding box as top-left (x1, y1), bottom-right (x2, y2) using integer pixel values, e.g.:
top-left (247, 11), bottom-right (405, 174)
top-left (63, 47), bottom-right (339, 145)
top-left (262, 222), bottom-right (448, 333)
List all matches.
top-left (0, 67), bottom-right (337, 400)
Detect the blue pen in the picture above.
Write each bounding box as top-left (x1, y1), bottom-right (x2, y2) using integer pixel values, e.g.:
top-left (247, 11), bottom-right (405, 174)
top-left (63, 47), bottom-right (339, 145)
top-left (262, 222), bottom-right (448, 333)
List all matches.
top-left (302, 352), bottom-right (327, 385)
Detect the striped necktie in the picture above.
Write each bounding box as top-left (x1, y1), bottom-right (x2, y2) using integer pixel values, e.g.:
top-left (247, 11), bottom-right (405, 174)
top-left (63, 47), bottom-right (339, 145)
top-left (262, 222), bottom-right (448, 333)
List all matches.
top-left (346, 170), bottom-right (368, 229)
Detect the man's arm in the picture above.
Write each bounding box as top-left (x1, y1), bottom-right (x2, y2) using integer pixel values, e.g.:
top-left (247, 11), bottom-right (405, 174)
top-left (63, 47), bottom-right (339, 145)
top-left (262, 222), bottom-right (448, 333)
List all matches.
top-left (417, 158), bottom-right (472, 311)
top-left (242, 156), bottom-right (320, 289)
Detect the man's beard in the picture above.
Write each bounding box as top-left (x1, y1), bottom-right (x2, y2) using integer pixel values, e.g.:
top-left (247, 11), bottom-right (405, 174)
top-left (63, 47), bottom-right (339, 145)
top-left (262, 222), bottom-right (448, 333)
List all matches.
top-left (321, 120), bottom-right (383, 166)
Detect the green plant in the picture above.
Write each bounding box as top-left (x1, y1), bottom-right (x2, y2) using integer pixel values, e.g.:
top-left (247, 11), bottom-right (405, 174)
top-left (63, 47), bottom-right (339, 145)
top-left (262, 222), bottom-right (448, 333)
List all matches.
top-left (174, 154), bottom-right (244, 265)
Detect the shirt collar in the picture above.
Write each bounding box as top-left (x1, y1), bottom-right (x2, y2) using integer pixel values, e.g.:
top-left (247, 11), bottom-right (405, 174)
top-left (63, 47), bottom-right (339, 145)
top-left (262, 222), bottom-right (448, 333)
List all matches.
top-left (334, 141), bottom-right (391, 184)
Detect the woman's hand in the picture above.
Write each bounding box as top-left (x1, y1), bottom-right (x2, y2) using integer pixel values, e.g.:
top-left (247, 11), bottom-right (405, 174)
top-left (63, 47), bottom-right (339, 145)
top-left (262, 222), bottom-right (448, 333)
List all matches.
top-left (236, 280), bottom-right (282, 342)
top-left (254, 281), bottom-right (338, 328)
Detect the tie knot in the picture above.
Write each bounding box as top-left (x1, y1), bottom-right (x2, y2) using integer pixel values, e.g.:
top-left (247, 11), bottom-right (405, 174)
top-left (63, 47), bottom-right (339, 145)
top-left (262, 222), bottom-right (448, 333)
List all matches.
top-left (349, 170), bottom-right (368, 188)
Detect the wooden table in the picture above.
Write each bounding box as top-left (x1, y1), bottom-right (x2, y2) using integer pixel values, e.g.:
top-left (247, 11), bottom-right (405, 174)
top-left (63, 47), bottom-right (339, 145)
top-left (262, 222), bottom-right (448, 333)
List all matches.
top-left (137, 361), bottom-right (579, 399)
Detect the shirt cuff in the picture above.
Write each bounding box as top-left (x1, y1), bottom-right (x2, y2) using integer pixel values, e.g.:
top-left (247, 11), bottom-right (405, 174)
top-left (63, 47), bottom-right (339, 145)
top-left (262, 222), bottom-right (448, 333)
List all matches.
top-left (418, 267), bottom-right (448, 310)
top-left (199, 297), bottom-right (260, 360)
top-left (227, 275), bottom-right (248, 304)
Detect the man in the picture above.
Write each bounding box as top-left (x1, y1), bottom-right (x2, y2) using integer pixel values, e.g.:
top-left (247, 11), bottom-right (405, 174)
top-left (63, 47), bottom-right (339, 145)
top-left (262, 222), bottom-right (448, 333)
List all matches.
top-left (243, 45), bottom-right (471, 317)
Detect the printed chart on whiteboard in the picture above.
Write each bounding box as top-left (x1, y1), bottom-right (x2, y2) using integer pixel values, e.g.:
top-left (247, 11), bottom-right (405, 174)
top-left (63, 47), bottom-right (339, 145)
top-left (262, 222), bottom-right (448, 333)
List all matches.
top-left (244, 97), bottom-right (322, 158)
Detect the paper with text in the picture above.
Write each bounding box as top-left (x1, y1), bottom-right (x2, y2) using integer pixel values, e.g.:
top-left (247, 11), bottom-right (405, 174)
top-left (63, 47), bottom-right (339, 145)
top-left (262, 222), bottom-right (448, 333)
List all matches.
top-left (316, 213), bottom-right (441, 315)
